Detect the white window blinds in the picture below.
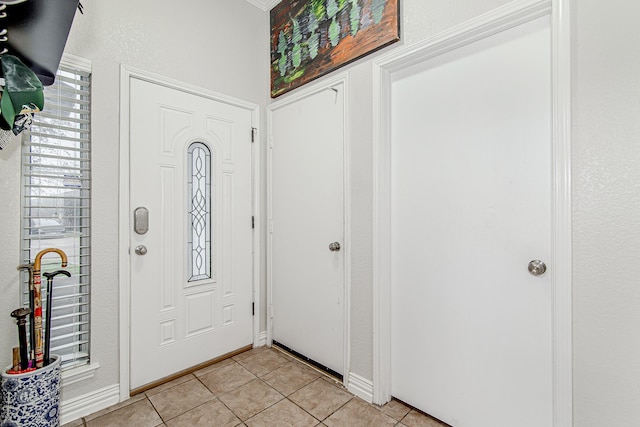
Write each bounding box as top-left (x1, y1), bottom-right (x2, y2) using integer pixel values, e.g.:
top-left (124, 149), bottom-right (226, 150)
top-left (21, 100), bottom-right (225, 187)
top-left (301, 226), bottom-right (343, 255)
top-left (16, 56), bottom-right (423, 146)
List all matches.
top-left (20, 57), bottom-right (91, 370)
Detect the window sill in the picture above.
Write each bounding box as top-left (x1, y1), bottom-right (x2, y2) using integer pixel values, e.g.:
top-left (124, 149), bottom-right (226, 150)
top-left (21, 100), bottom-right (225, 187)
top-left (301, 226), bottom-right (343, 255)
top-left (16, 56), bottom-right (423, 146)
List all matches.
top-left (61, 363), bottom-right (101, 387)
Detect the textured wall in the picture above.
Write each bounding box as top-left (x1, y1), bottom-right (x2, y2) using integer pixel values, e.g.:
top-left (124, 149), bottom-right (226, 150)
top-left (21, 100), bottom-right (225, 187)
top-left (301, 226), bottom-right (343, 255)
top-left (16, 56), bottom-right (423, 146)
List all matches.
top-left (0, 0), bottom-right (267, 404)
top-left (402, 0), bottom-right (515, 45)
top-left (572, 0), bottom-right (640, 424)
top-left (0, 137), bottom-right (23, 375)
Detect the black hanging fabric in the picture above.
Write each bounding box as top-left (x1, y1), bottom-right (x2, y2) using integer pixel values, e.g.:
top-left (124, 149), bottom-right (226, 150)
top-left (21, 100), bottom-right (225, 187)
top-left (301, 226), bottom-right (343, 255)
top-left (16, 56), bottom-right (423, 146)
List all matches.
top-left (2, 0), bottom-right (80, 86)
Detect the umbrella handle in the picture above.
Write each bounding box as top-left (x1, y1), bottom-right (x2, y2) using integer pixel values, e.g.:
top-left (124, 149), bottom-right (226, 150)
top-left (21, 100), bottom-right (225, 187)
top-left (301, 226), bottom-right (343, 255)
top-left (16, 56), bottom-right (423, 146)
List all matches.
top-left (17, 264), bottom-right (35, 364)
top-left (32, 248), bottom-right (67, 368)
top-left (11, 308), bottom-right (31, 371)
top-left (43, 270), bottom-right (70, 366)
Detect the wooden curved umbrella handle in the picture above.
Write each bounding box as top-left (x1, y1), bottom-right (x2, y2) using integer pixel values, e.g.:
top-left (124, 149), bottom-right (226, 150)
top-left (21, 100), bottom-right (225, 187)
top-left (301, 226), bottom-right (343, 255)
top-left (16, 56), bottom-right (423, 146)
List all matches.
top-left (32, 248), bottom-right (68, 368)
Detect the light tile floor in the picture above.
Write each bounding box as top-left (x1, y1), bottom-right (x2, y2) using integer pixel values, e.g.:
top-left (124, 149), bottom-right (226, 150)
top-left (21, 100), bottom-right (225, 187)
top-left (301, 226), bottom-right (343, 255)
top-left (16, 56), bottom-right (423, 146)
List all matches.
top-left (63, 347), bottom-right (448, 427)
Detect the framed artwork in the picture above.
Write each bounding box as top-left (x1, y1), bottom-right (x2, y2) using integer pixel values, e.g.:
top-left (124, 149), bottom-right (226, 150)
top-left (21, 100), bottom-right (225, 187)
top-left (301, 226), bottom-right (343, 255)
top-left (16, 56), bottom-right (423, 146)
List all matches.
top-left (270, 0), bottom-right (400, 97)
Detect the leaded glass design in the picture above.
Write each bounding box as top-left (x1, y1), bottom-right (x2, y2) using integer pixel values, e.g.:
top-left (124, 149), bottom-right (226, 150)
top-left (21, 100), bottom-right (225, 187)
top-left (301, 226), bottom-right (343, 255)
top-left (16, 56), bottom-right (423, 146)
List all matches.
top-left (187, 142), bottom-right (212, 282)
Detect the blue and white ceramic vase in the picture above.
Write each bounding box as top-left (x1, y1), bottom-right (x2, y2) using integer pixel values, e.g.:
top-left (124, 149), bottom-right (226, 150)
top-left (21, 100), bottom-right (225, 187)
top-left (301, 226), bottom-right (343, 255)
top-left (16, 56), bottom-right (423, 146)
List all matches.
top-left (0, 355), bottom-right (61, 427)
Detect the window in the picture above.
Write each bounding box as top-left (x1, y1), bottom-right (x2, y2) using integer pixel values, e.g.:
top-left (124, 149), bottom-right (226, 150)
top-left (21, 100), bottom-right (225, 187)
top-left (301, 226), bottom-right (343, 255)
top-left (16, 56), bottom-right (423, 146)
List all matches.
top-left (20, 56), bottom-right (91, 370)
top-left (187, 142), bottom-right (212, 282)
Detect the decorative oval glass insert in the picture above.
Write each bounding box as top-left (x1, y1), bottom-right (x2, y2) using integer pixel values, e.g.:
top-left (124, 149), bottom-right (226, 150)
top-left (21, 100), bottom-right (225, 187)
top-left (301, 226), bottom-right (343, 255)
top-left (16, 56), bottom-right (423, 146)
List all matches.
top-left (187, 142), bottom-right (212, 282)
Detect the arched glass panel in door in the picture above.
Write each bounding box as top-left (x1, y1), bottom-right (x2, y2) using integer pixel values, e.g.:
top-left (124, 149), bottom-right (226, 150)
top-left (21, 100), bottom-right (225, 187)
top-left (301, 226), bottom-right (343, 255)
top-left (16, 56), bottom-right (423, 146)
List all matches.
top-left (187, 142), bottom-right (212, 282)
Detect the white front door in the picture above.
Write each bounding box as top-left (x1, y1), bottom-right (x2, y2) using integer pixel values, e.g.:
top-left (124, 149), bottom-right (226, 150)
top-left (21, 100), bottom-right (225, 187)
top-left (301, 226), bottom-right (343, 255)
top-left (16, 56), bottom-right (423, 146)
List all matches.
top-left (269, 83), bottom-right (345, 375)
top-left (390, 17), bottom-right (552, 426)
top-left (129, 77), bottom-right (254, 390)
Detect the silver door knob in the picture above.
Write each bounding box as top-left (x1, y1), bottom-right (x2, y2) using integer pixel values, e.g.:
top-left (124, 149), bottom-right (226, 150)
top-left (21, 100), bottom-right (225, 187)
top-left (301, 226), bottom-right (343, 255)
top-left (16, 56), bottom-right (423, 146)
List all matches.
top-left (135, 245), bottom-right (148, 256)
top-left (329, 242), bottom-right (341, 252)
top-left (528, 260), bottom-right (546, 276)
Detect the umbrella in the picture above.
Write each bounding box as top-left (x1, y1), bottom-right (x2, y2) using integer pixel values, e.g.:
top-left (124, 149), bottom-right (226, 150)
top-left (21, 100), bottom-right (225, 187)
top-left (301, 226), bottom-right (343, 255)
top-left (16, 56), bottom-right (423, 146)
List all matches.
top-left (32, 248), bottom-right (67, 368)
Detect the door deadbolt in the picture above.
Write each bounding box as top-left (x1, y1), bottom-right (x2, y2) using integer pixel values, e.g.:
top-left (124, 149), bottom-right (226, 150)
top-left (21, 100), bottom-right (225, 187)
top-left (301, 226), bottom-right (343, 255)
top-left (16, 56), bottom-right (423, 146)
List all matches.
top-left (329, 242), bottom-right (341, 252)
top-left (135, 245), bottom-right (148, 256)
top-left (134, 207), bottom-right (149, 235)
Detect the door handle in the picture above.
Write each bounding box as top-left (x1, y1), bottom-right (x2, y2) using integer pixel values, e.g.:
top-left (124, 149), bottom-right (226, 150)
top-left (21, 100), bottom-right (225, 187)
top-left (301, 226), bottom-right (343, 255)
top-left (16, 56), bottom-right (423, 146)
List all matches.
top-left (329, 242), bottom-right (341, 252)
top-left (528, 260), bottom-right (546, 276)
top-left (135, 245), bottom-right (148, 256)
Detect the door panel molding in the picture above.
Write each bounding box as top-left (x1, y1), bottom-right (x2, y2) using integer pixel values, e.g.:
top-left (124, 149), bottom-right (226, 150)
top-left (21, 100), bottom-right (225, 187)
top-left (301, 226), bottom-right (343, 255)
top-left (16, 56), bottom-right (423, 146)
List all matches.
top-left (266, 72), bottom-right (351, 387)
top-left (372, 0), bottom-right (572, 425)
top-left (119, 65), bottom-right (261, 401)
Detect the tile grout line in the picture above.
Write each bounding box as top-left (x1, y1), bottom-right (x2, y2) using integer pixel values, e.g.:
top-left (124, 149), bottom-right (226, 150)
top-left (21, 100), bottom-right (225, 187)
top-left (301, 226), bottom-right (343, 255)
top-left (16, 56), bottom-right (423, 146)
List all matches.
top-left (192, 366), bottom-right (278, 425)
top-left (238, 376), bottom-right (287, 423)
top-left (272, 355), bottom-right (367, 424)
top-left (192, 372), bottom-right (246, 424)
top-left (144, 393), bottom-right (165, 424)
top-left (203, 353), bottom-right (317, 424)
top-left (244, 353), bottom-right (334, 424)
top-left (285, 377), bottom-right (350, 423)
top-left (293, 393), bottom-right (354, 424)
top-left (148, 358), bottom-right (251, 424)
top-left (145, 354), bottom-right (255, 424)
top-left (247, 351), bottom-right (362, 425)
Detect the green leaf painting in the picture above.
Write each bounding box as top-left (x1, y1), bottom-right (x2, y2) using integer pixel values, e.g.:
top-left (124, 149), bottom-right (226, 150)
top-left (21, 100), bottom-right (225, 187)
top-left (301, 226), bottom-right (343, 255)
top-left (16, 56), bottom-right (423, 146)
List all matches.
top-left (372, 0), bottom-right (385, 23)
top-left (292, 18), bottom-right (303, 45)
top-left (328, 17), bottom-right (341, 47)
top-left (307, 9), bottom-right (320, 59)
top-left (308, 9), bottom-right (319, 33)
top-left (271, 0), bottom-right (400, 97)
top-left (277, 31), bottom-right (288, 76)
top-left (327, 0), bottom-right (339, 19)
top-left (292, 44), bottom-right (302, 68)
top-left (308, 31), bottom-right (320, 59)
top-left (349, 0), bottom-right (361, 37)
top-left (311, 0), bottom-right (326, 20)
top-left (292, 18), bottom-right (303, 68)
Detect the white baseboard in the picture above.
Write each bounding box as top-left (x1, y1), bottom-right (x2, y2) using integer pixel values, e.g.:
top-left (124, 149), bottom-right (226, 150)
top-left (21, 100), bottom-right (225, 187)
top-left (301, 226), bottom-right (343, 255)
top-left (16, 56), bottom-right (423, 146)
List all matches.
top-left (347, 372), bottom-right (373, 403)
top-left (60, 384), bottom-right (120, 425)
top-left (257, 331), bottom-right (267, 347)
top-left (61, 363), bottom-right (101, 387)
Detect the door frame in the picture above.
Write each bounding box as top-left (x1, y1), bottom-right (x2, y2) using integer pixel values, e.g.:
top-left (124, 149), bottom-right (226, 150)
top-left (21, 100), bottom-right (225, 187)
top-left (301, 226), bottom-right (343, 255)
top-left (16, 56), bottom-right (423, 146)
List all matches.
top-left (118, 65), bottom-right (261, 401)
top-left (266, 72), bottom-right (351, 387)
top-left (372, 0), bottom-right (572, 425)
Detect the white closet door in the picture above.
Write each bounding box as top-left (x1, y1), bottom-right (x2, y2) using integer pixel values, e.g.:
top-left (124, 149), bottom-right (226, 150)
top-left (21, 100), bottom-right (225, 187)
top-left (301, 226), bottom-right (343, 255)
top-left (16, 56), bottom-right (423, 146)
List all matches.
top-left (269, 85), bottom-right (345, 375)
top-left (391, 17), bottom-right (552, 427)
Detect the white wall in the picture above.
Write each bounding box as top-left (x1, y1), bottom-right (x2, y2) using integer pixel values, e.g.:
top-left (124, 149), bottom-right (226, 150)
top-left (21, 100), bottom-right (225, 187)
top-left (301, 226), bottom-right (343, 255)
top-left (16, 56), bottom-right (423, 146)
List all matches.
top-left (0, 0), bottom-right (267, 407)
top-left (572, 0), bottom-right (640, 425)
top-left (0, 131), bottom-right (22, 371)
